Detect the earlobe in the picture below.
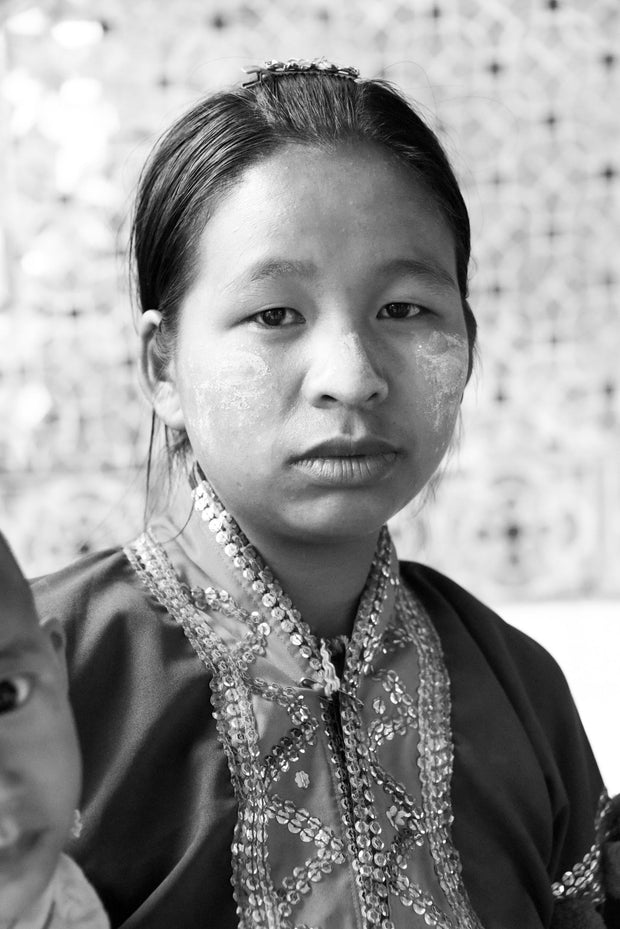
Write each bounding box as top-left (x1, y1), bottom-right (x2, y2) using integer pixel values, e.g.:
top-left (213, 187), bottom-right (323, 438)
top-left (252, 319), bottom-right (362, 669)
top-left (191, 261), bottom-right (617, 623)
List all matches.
top-left (138, 309), bottom-right (186, 430)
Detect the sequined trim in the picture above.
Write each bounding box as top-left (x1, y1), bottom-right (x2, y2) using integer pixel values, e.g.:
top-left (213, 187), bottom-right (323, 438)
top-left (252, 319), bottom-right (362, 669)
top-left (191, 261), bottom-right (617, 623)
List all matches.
top-left (393, 588), bottom-right (479, 924)
top-left (125, 530), bottom-right (483, 929)
top-left (551, 791), bottom-right (611, 904)
top-left (126, 535), bottom-right (285, 923)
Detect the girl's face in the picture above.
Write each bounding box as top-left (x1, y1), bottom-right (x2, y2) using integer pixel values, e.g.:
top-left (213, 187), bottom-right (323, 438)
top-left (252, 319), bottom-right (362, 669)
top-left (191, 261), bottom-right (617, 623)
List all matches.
top-left (153, 143), bottom-right (469, 544)
top-left (0, 541), bottom-right (81, 923)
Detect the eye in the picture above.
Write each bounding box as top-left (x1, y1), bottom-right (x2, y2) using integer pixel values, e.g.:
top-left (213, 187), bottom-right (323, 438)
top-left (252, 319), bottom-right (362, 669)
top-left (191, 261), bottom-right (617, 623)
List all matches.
top-left (0, 675), bottom-right (33, 715)
top-left (251, 307), bottom-right (303, 328)
top-left (377, 302), bottom-right (424, 320)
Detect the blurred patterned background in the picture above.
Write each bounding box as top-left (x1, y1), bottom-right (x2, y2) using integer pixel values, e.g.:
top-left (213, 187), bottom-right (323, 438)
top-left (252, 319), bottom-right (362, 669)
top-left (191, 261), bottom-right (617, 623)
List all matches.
top-left (0, 0), bottom-right (618, 607)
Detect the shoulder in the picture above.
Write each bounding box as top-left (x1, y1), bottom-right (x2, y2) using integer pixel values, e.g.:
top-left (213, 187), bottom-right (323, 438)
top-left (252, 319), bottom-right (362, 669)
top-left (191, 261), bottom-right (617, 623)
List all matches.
top-left (398, 559), bottom-right (597, 775)
top-left (399, 559), bottom-right (567, 688)
top-left (51, 854), bottom-right (110, 928)
top-left (32, 546), bottom-right (142, 619)
top-left (30, 544), bottom-right (179, 681)
top-left (32, 545), bottom-right (160, 635)
top-left (400, 559), bottom-right (604, 802)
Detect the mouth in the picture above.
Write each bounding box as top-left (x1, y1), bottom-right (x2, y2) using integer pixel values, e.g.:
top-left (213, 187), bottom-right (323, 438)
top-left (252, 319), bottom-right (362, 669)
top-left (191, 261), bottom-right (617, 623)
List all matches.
top-left (296, 437), bottom-right (399, 459)
top-left (0, 818), bottom-right (47, 868)
top-left (291, 437), bottom-right (400, 486)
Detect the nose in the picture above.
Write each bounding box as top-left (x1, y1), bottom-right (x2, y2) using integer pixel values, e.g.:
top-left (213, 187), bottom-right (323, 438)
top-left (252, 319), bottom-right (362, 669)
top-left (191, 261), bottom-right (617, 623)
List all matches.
top-left (303, 329), bottom-right (389, 409)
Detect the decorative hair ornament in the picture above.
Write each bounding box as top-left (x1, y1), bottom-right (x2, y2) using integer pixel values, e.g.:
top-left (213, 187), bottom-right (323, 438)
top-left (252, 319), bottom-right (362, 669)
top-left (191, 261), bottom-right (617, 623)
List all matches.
top-left (242, 57), bottom-right (360, 86)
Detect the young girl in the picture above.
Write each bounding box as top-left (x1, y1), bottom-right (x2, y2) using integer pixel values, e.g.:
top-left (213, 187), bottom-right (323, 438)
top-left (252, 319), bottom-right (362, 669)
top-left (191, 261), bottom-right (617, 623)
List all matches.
top-left (32, 59), bottom-right (616, 929)
top-left (0, 532), bottom-right (109, 929)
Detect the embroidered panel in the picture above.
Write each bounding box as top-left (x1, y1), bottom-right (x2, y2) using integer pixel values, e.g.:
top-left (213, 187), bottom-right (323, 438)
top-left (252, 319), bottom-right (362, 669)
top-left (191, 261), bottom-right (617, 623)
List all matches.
top-left (125, 530), bottom-right (483, 929)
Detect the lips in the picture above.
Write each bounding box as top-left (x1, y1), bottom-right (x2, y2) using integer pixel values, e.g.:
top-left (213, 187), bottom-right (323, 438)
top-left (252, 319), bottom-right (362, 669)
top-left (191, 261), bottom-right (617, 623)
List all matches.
top-left (294, 436), bottom-right (399, 459)
top-left (291, 436), bottom-right (400, 486)
top-left (0, 829), bottom-right (45, 868)
top-left (0, 813), bottom-right (46, 867)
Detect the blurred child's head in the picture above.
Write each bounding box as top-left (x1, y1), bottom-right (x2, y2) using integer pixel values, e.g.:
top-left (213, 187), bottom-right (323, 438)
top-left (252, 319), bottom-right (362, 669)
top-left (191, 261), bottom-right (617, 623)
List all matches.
top-left (0, 533), bottom-right (81, 925)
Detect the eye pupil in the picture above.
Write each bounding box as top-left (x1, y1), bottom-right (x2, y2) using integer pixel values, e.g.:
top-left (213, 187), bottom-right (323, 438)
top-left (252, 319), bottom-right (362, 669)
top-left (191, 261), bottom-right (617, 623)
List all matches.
top-left (385, 303), bottom-right (414, 319)
top-left (0, 677), bottom-right (30, 714)
top-left (0, 680), bottom-right (20, 714)
top-left (260, 308), bottom-right (286, 326)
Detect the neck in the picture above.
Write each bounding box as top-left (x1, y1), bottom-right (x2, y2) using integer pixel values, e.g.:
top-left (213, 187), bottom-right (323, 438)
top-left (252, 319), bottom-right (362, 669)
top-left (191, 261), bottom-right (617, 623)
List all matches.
top-left (241, 527), bottom-right (380, 640)
top-left (155, 475), bottom-right (381, 640)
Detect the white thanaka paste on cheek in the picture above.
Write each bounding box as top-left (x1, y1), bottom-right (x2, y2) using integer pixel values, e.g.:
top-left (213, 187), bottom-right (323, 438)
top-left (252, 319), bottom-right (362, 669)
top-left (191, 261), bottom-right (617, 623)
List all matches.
top-left (188, 350), bottom-right (272, 431)
top-left (413, 331), bottom-right (469, 434)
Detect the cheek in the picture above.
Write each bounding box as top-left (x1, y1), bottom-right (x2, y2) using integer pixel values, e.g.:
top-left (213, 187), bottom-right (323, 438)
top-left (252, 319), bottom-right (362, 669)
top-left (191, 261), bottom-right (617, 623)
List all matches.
top-left (2, 706), bottom-right (81, 821)
top-left (183, 350), bottom-right (280, 441)
top-left (36, 711), bottom-right (81, 818)
top-left (409, 331), bottom-right (469, 436)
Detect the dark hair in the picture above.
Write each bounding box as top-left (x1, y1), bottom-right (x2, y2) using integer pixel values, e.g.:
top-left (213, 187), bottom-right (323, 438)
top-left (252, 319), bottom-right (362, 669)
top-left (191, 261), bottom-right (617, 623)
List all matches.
top-left (131, 68), bottom-right (476, 469)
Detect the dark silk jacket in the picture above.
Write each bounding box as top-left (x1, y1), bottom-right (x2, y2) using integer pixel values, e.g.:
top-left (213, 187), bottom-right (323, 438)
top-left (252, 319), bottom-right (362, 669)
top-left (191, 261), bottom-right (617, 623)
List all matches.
top-left (33, 543), bottom-right (612, 929)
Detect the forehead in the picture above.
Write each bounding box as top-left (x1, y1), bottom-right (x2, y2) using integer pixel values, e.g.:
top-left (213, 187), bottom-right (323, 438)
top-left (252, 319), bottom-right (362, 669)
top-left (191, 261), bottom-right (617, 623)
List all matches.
top-left (197, 141), bottom-right (456, 274)
top-left (0, 537), bottom-right (48, 660)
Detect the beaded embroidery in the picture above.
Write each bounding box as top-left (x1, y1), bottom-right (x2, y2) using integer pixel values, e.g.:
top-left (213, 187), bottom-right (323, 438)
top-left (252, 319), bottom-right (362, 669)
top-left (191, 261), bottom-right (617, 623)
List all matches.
top-left (551, 791), bottom-right (611, 904)
top-left (125, 477), bottom-right (483, 929)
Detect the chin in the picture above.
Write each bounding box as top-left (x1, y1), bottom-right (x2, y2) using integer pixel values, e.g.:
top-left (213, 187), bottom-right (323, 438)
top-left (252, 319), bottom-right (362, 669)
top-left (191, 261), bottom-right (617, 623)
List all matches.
top-left (279, 496), bottom-right (400, 544)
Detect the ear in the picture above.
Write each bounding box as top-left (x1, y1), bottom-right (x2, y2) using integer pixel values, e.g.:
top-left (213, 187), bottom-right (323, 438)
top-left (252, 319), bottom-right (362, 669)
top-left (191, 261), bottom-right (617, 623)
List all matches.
top-left (138, 310), bottom-right (186, 431)
top-left (41, 617), bottom-right (69, 692)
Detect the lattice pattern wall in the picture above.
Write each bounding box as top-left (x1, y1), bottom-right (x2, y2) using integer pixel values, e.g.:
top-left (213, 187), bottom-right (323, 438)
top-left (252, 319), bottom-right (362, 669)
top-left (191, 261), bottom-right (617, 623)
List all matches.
top-left (0, 0), bottom-right (618, 603)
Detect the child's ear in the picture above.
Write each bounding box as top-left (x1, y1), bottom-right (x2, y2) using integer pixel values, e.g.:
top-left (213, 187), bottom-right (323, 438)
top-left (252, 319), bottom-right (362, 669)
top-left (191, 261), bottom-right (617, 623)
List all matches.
top-left (138, 309), bottom-right (186, 430)
top-left (41, 617), bottom-right (69, 691)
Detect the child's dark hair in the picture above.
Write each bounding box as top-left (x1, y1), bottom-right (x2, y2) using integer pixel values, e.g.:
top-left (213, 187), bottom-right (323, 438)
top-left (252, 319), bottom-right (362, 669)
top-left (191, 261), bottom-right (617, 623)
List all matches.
top-left (130, 67), bottom-right (476, 479)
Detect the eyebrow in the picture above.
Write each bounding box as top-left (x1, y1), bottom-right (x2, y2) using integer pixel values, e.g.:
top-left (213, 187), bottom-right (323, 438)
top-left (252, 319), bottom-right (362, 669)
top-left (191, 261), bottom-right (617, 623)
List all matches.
top-left (238, 259), bottom-right (318, 287)
top-left (375, 258), bottom-right (458, 292)
top-left (232, 256), bottom-right (457, 292)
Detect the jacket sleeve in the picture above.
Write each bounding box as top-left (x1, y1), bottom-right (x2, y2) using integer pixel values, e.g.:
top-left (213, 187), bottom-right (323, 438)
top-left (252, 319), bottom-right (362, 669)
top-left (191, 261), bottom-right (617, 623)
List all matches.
top-left (602, 794), bottom-right (620, 927)
top-left (550, 792), bottom-right (620, 928)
